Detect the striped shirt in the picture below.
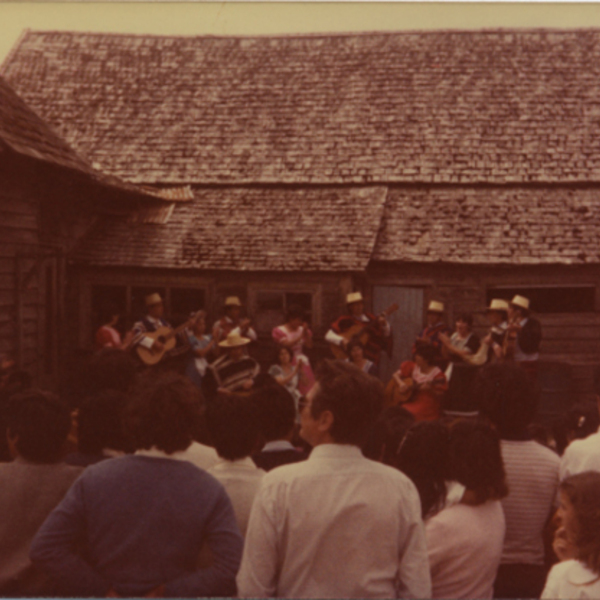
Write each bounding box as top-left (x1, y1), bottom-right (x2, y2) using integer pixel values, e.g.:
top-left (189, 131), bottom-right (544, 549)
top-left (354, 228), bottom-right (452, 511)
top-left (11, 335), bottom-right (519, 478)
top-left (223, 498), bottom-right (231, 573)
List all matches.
top-left (500, 440), bottom-right (560, 565)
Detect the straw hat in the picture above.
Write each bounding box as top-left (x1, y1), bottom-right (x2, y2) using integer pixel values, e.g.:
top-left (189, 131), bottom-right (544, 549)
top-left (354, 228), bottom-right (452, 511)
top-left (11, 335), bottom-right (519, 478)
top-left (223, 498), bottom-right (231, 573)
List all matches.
top-left (487, 299), bottom-right (510, 312)
top-left (225, 296), bottom-right (242, 307)
top-left (510, 295), bottom-right (530, 311)
top-left (219, 331), bottom-right (251, 348)
top-left (427, 300), bottom-right (445, 313)
top-left (145, 293), bottom-right (163, 307)
top-left (346, 292), bottom-right (364, 305)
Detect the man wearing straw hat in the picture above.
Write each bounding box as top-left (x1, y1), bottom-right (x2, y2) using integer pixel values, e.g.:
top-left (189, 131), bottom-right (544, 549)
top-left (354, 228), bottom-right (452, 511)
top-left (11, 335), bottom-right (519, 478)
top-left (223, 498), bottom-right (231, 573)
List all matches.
top-left (414, 300), bottom-right (452, 369)
top-left (131, 293), bottom-right (172, 355)
top-left (506, 295), bottom-right (542, 378)
top-left (203, 331), bottom-right (261, 398)
top-left (325, 292), bottom-right (392, 365)
top-left (482, 299), bottom-right (510, 364)
top-left (212, 297), bottom-right (257, 351)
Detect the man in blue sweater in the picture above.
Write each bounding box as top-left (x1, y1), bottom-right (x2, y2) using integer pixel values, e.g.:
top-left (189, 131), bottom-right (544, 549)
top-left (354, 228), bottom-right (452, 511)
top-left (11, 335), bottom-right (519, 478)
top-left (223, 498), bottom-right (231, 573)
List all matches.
top-left (30, 373), bottom-right (243, 597)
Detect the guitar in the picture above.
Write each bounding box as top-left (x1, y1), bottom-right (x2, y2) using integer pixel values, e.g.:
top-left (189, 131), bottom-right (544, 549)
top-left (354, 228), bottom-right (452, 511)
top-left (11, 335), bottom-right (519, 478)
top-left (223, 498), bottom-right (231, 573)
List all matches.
top-left (329, 303), bottom-right (399, 360)
top-left (135, 315), bottom-right (196, 366)
top-left (383, 376), bottom-right (415, 408)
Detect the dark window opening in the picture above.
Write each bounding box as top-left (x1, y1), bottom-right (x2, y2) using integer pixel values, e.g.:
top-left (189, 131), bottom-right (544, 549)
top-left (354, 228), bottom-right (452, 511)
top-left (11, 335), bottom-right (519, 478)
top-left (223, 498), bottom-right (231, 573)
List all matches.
top-left (486, 286), bottom-right (595, 314)
top-left (91, 285), bottom-right (128, 333)
top-left (170, 288), bottom-right (206, 326)
top-left (255, 291), bottom-right (313, 333)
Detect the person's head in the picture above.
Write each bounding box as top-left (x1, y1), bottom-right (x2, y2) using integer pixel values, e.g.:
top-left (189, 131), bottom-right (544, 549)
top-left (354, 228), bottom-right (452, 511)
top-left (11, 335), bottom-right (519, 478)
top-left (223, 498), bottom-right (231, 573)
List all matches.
top-left (145, 293), bottom-right (164, 319)
top-left (396, 420), bottom-right (450, 518)
top-left (77, 390), bottom-right (130, 455)
top-left (486, 299), bottom-right (509, 326)
top-left (448, 420), bottom-right (508, 504)
top-left (346, 292), bottom-right (364, 318)
top-left (224, 296), bottom-right (242, 321)
top-left (426, 301), bottom-right (445, 326)
top-left (86, 348), bottom-right (138, 396)
top-left (207, 395), bottom-right (260, 460)
top-left (347, 339), bottom-right (365, 363)
top-left (413, 341), bottom-right (437, 369)
top-left (509, 295), bottom-right (531, 321)
top-left (252, 385), bottom-right (297, 443)
top-left (219, 331), bottom-right (251, 360)
top-left (124, 373), bottom-right (203, 454)
top-left (5, 390), bottom-right (71, 463)
top-left (300, 360), bottom-right (383, 447)
top-left (559, 472), bottom-right (600, 576)
top-left (362, 405), bottom-right (415, 465)
top-left (277, 345), bottom-right (293, 367)
top-left (455, 313), bottom-right (473, 336)
top-left (286, 304), bottom-right (305, 329)
top-left (552, 401), bottom-right (600, 456)
top-left (192, 310), bottom-right (207, 336)
top-left (474, 362), bottom-right (539, 438)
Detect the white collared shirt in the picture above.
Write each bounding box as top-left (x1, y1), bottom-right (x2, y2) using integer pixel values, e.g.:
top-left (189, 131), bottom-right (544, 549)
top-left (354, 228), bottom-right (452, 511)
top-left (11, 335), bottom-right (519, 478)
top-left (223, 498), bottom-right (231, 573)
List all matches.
top-left (261, 440), bottom-right (297, 453)
top-left (513, 318), bottom-right (540, 362)
top-left (560, 429), bottom-right (600, 481)
top-left (237, 443), bottom-right (430, 599)
top-left (541, 559), bottom-right (600, 599)
top-left (208, 457), bottom-right (265, 537)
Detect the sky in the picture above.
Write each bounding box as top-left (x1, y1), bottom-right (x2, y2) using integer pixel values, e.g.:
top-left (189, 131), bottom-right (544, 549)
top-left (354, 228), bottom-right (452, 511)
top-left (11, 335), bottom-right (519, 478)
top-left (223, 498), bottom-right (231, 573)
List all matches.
top-left (2, 2), bottom-right (600, 64)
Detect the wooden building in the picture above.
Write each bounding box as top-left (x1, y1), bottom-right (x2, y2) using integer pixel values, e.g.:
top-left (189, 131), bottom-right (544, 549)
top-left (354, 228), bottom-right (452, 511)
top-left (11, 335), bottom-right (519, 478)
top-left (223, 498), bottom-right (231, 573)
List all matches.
top-left (2, 29), bottom-right (600, 401)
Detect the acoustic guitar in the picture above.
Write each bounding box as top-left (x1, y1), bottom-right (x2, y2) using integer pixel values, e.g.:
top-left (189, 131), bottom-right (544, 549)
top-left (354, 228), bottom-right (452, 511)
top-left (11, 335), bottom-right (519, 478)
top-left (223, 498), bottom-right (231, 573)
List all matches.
top-left (329, 303), bottom-right (399, 360)
top-left (135, 315), bottom-right (196, 366)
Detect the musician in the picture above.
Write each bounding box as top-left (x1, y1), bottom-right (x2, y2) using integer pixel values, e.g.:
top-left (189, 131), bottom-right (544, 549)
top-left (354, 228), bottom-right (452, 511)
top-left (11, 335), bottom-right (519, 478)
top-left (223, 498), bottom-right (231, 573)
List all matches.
top-left (212, 297), bottom-right (257, 352)
top-left (482, 299), bottom-right (510, 363)
top-left (414, 301), bottom-right (452, 369)
top-left (325, 292), bottom-right (392, 364)
top-left (506, 295), bottom-right (542, 378)
top-left (131, 293), bottom-right (172, 356)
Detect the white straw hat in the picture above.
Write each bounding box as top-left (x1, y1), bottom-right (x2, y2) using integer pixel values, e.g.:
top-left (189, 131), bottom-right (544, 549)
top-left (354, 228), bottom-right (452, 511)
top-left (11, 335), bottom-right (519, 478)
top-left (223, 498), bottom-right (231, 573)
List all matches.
top-left (225, 296), bottom-right (242, 307)
top-left (346, 292), bottom-right (364, 304)
top-left (145, 293), bottom-right (163, 307)
top-left (427, 300), bottom-right (445, 313)
top-left (487, 299), bottom-right (510, 312)
top-left (218, 331), bottom-right (251, 348)
top-left (510, 295), bottom-right (530, 311)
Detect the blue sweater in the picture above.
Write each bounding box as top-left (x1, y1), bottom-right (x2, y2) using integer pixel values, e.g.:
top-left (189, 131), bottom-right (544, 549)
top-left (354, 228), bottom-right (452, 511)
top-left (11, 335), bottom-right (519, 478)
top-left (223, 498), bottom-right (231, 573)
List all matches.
top-left (30, 455), bottom-right (243, 597)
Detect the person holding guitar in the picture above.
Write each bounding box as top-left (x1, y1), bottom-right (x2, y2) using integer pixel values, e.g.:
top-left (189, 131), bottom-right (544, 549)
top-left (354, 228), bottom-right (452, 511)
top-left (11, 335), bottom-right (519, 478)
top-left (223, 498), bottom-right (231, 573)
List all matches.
top-left (413, 301), bottom-right (453, 370)
top-left (325, 292), bottom-right (394, 365)
top-left (212, 297), bottom-right (257, 352)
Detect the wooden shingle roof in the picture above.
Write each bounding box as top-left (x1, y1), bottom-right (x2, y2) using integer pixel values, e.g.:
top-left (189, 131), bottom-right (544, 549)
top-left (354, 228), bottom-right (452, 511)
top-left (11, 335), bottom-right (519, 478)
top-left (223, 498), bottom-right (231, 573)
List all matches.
top-left (73, 186), bottom-right (388, 271)
top-left (373, 188), bottom-right (600, 265)
top-left (4, 29), bottom-right (600, 185)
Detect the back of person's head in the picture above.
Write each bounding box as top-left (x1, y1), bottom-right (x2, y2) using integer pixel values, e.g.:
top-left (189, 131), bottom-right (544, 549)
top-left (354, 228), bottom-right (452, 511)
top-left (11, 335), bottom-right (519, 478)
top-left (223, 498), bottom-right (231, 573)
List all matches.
top-left (87, 348), bottom-right (138, 395)
top-left (413, 340), bottom-right (437, 365)
top-left (395, 420), bottom-right (450, 518)
top-left (311, 360), bottom-right (384, 446)
top-left (77, 390), bottom-right (130, 455)
top-left (474, 363), bottom-right (539, 437)
top-left (207, 396), bottom-right (260, 460)
top-left (5, 389), bottom-right (71, 463)
top-left (362, 405), bottom-right (415, 465)
top-left (252, 385), bottom-right (296, 443)
top-left (560, 471), bottom-right (600, 575)
top-left (553, 401), bottom-right (600, 456)
top-left (449, 419), bottom-right (508, 504)
top-left (125, 373), bottom-right (203, 454)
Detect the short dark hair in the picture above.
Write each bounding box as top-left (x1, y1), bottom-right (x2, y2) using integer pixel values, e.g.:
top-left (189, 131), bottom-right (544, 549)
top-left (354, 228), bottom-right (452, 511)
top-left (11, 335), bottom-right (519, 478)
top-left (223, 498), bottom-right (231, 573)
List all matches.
top-left (87, 348), bottom-right (138, 394)
top-left (413, 341), bottom-right (437, 365)
top-left (560, 471), bottom-right (600, 575)
top-left (125, 373), bottom-right (203, 454)
top-left (362, 405), bottom-right (415, 465)
top-left (346, 338), bottom-right (365, 355)
top-left (449, 420), bottom-right (508, 503)
top-left (311, 360), bottom-right (383, 446)
top-left (207, 396), bottom-right (260, 460)
top-left (275, 345), bottom-right (293, 365)
top-left (252, 385), bottom-right (296, 442)
top-left (77, 390), bottom-right (130, 455)
top-left (5, 390), bottom-right (71, 463)
top-left (456, 313), bottom-right (474, 328)
top-left (474, 363), bottom-right (539, 437)
top-left (552, 401), bottom-right (600, 456)
top-left (395, 421), bottom-right (450, 518)
top-left (286, 304), bottom-right (305, 322)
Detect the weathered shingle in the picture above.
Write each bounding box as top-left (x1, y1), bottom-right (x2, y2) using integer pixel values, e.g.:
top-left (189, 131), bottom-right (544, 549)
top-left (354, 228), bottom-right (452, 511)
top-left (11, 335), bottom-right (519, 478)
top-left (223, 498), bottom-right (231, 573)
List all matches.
top-left (373, 188), bottom-right (600, 265)
top-left (4, 30), bottom-right (600, 185)
top-left (73, 186), bottom-right (388, 270)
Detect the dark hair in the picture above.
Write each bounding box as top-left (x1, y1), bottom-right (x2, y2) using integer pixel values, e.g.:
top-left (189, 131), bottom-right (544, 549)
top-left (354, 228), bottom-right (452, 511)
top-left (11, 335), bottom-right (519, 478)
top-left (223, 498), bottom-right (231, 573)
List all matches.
top-left (414, 340), bottom-right (437, 365)
top-left (553, 401), bottom-right (600, 456)
top-left (87, 348), bottom-right (138, 395)
top-left (347, 338), bottom-right (365, 356)
top-left (276, 345), bottom-right (293, 364)
top-left (286, 304), bottom-right (305, 322)
top-left (77, 390), bottom-right (130, 455)
top-left (362, 405), bottom-right (415, 465)
top-left (560, 471), bottom-right (600, 575)
top-left (207, 395), bottom-right (260, 460)
top-left (448, 420), bottom-right (508, 503)
top-left (252, 385), bottom-right (296, 442)
top-left (395, 421), bottom-right (450, 518)
top-left (124, 373), bottom-right (203, 454)
top-left (474, 363), bottom-right (539, 437)
top-left (5, 390), bottom-right (71, 463)
top-left (311, 360), bottom-right (383, 446)
top-left (456, 313), bottom-right (474, 328)
top-left (98, 303), bottom-right (120, 326)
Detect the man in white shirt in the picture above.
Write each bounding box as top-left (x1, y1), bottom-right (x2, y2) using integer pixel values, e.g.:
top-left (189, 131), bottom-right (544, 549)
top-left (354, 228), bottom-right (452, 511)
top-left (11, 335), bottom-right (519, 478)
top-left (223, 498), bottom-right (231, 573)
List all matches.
top-left (237, 360), bottom-right (431, 599)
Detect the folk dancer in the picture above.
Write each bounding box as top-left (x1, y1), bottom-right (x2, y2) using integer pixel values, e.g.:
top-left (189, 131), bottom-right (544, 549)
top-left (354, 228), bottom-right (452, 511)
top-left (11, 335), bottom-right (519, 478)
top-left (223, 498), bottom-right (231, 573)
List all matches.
top-left (185, 311), bottom-right (216, 389)
top-left (414, 301), bottom-right (453, 369)
top-left (325, 292), bottom-right (392, 365)
top-left (94, 304), bottom-right (133, 351)
top-left (505, 295), bottom-right (542, 380)
top-left (482, 299), bottom-right (510, 364)
top-left (212, 297), bottom-right (257, 351)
